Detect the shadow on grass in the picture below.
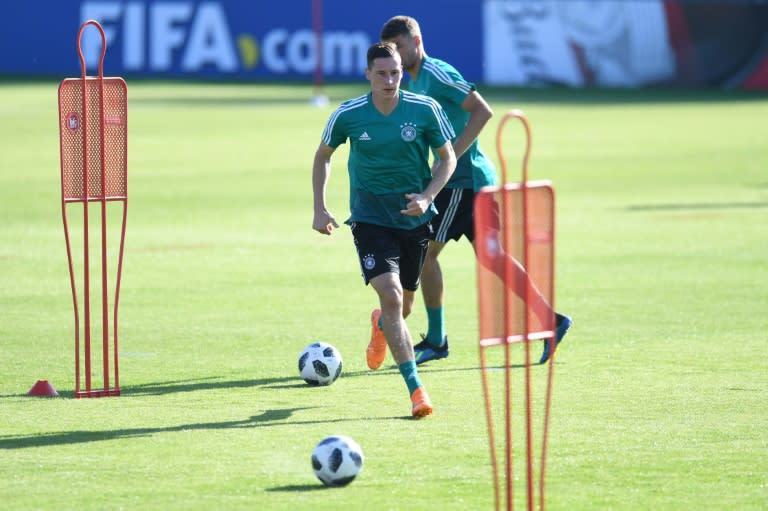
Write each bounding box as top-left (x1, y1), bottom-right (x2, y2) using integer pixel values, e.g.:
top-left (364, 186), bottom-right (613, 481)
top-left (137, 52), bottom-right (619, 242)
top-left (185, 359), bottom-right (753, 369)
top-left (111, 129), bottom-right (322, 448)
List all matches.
top-left (2, 363), bottom-right (545, 399)
top-left (109, 364), bottom-right (518, 395)
top-left (265, 484), bottom-right (329, 493)
top-left (0, 407), bottom-right (408, 450)
top-left (0, 362), bottom-right (554, 449)
top-left (0, 375), bottom-right (310, 399)
top-left (627, 201), bottom-right (768, 211)
top-left (130, 96), bottom-right (318, 108)
top-left (122, 369), bottom-right (401, 395)
top-left (482, 86), bottom-right (768, 105)
top-left (392, 362), bottom-right (544, 374)
top-left (124, 375), bottom-right (302, 395)
top-left (124, 86), bottom-right (768, 107)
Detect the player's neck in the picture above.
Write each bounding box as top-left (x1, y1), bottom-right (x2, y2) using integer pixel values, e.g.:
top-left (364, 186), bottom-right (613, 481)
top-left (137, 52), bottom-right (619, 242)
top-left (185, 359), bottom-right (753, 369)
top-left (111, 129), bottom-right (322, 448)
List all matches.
top-left (371, 91), bottom-right (399, 116)
top-left (406, 52), bottom-right (426, 80)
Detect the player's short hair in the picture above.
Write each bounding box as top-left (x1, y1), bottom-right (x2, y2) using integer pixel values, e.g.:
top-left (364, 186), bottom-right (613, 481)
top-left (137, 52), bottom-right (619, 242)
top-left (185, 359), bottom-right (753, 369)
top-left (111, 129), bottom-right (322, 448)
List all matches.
top-left (380, 15), bottom-right (421, 40)
top-left (366, 41), bottom-right (399, 69)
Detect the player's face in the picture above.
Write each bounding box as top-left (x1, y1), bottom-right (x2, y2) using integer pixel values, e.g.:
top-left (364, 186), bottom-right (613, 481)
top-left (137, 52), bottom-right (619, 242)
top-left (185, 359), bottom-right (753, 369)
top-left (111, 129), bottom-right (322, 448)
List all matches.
top-left (366, 55), bottom-right (402, 100)
top-left (387, 34), bottom-right (420, 72)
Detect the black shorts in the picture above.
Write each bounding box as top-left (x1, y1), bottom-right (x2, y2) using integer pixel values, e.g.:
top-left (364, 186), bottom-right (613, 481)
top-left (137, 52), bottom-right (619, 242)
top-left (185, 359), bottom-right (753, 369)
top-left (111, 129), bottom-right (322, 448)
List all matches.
top-left (351, 222), bottom-right (431, 291)
top-left (431, 187), bottom-right (476, 243)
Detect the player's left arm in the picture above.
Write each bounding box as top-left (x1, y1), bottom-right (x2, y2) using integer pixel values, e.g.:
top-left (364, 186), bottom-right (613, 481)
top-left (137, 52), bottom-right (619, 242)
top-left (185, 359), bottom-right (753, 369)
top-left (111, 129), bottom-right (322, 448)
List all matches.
top-left (451, 91), bottom-right (493, 158)
top-left (402, 141), bottom-right (456, 216)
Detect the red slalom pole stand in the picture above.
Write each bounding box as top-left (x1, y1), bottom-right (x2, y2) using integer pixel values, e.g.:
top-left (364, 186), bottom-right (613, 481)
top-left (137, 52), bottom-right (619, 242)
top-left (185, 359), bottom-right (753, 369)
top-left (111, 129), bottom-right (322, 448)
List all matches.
top-left (58, 20), bottom-right (128, 398)
top-left (474, 110), bottom-right (558, 510)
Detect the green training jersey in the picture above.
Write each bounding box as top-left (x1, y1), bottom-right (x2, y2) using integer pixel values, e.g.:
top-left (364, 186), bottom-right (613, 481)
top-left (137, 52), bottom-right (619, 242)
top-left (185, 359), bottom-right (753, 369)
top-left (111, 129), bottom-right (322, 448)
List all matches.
top-left (406, 56), bottom-right (497, 191)
top-left (322, 90), bottom-right (455, 230)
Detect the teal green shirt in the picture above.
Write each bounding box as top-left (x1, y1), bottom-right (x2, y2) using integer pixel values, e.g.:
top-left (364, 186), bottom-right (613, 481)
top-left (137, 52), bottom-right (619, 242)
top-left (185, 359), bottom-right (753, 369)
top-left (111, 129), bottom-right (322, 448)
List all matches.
top-left (406, 56), bottom-right (497, 191)
top-left (322, 91), bottom-right (455, 230)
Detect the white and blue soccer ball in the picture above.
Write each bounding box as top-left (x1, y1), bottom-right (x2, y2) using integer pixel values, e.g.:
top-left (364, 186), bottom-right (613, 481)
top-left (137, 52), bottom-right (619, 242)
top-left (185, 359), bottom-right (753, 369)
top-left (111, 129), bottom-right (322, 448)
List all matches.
top-left (298, 342), bottom-right (343, 386)
top-left (311, 435), bottom-right (364, 487)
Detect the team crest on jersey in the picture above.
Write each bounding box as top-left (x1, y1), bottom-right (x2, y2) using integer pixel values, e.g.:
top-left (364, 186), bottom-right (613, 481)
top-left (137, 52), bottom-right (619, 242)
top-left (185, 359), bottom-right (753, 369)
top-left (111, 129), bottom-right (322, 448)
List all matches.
top-left (363, 253), bottom-right (376, 270)
top-left (400, 122), bottom-right (417, 142)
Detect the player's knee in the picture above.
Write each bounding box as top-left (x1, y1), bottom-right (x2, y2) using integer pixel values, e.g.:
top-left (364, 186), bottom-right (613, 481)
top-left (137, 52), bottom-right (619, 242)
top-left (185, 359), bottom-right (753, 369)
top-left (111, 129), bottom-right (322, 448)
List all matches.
top-left (425, 243), bottom-right (444, 265)
top-left (379, 287), bottom-right (404, 313)
top-left (425, 248), bottom-right (440, 263)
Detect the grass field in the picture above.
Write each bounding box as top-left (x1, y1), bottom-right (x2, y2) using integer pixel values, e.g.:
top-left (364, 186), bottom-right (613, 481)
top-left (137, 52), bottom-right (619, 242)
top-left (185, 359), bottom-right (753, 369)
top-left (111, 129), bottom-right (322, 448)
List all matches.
top-left (0, 81), bottom-right (766, 510)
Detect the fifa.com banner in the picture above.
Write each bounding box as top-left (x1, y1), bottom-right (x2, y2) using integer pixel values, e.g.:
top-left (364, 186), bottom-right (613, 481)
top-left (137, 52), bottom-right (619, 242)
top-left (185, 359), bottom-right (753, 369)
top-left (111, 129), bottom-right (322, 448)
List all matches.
top-left (0, 0), bottom-right (483, 81)
top-left (1, 0), bottom-right (766, 89)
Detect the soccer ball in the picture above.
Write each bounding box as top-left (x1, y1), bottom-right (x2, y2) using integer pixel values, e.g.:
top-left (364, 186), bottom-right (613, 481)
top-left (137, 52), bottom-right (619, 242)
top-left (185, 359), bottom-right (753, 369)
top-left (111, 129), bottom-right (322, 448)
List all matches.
top-left (298, 342), bottom-right (343, 386)
top-left (311, 435), bottom-right (364, 487)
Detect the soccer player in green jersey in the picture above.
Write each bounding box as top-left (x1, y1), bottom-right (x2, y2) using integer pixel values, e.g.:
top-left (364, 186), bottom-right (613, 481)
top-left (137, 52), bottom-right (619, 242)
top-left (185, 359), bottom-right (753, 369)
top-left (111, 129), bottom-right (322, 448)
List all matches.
top-left (381, 16), bottom-right (572, 365)
top-left (312, 41), bottom-right (457, 418)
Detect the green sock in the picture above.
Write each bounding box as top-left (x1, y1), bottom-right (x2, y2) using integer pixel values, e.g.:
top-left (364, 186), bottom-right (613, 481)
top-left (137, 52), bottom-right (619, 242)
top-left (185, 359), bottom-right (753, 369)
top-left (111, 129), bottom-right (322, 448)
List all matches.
top-left (398, 361), bottom-right (422, 395)
top-left (426, 306), bottom-right (446, 347)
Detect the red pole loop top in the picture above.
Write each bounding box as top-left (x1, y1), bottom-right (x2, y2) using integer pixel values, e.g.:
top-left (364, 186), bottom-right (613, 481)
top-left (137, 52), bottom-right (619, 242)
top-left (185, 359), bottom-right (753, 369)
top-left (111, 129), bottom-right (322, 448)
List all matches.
top-left (495, 109), bottom-right (532, 185)
top-left (77, 20), bottom-right (107, 79)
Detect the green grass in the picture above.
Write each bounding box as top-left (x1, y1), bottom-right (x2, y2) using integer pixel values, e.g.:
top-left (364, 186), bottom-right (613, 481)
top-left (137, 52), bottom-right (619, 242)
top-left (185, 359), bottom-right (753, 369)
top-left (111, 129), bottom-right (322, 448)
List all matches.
top-left (1, 82), bottom-right (767, 510)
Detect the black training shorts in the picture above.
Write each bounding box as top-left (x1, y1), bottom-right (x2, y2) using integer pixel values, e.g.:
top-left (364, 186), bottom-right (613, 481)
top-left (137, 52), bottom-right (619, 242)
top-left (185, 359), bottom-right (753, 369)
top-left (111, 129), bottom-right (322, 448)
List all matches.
top-left (431, 187), bottom-right (476, 243)
top-left (351, 221), bottom-right (431, 291)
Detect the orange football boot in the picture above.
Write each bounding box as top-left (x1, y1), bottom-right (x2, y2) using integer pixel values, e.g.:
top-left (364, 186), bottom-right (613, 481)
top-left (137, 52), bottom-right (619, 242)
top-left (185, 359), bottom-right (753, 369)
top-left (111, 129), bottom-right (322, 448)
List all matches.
top-left (366, 309), bottom-right (388, 370)
top-left (410, 387), bottom-right (434, 419)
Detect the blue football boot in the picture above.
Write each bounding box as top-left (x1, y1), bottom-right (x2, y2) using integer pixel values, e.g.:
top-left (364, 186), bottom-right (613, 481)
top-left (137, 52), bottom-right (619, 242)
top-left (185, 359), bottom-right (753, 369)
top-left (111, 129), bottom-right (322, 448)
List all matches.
top-left (539, 313), bottom-right (572, 364)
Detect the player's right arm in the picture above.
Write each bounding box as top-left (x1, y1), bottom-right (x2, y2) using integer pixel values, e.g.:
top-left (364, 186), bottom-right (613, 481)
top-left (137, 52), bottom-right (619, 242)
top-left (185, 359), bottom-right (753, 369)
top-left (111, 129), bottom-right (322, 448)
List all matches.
top-left (312, 142), bottom-right (340, 235)
top-left (452, 90), bottom-right (493, 158)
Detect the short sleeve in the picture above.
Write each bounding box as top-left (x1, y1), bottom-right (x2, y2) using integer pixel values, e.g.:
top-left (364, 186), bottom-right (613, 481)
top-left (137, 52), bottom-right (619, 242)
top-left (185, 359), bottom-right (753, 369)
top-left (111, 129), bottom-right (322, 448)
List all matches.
top-left (322, 108), bottom-right (348, 148)
top-left (424, 98), bottom-right (456, 150)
